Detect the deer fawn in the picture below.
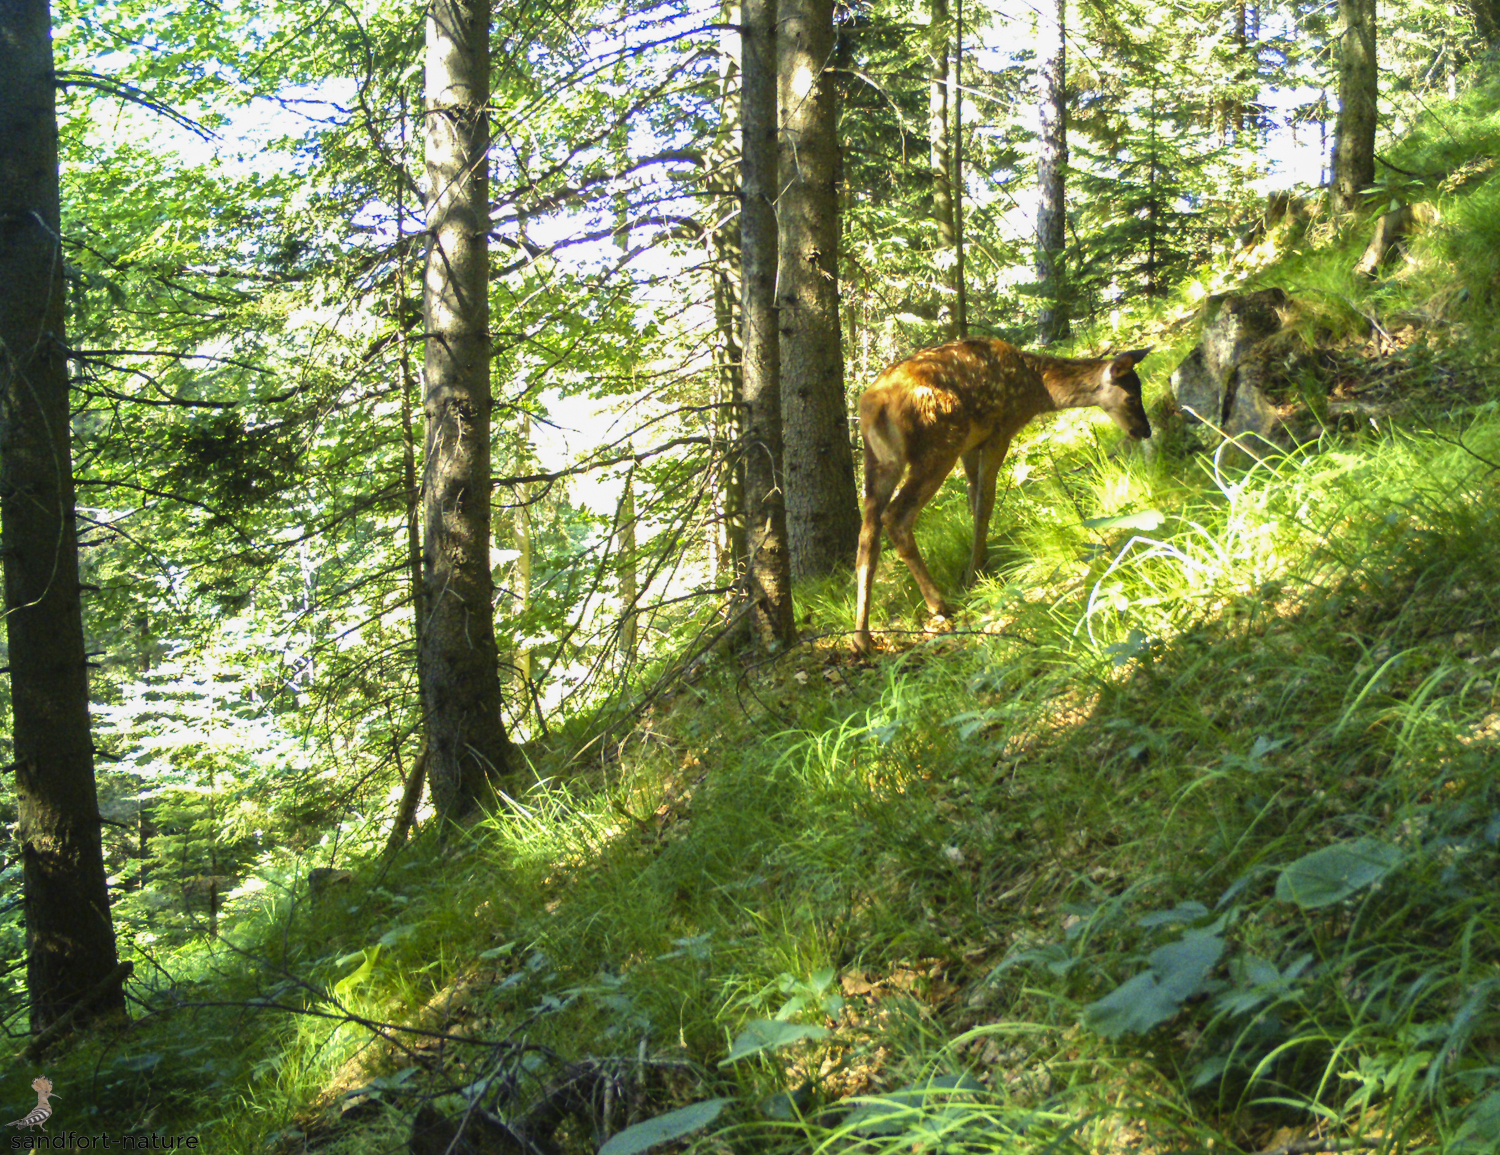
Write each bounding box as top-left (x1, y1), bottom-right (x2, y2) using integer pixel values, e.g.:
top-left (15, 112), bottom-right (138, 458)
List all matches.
top-left (853, 339), bottom-right (1152, 654)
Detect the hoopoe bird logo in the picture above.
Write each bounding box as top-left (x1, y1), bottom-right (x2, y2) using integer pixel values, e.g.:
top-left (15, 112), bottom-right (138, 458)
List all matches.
top-left (6, 1076), bottom-right (57, 1131)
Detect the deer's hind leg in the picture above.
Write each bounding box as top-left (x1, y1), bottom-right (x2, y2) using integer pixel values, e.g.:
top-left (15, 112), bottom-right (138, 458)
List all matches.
top-left (854, 442), bottom-right (903, 654)
top-left (960, 435), bottom-right (1011, 586)
top-left (883, 450), bottom-right (960, 622)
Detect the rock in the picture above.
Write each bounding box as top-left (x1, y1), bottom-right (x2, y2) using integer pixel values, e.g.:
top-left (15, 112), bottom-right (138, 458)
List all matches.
top-left (1169, 288), bottom-right (1317, 464)
top-left (1238, 191), bottom-right (1311, 249)
top-left (1354, 201), bottom-right (1439, 279)
top-left (307, 867), bottom-right (354, 896)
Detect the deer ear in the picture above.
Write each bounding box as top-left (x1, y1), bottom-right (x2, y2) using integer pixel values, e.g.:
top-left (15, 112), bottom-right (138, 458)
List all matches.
top-left (1106, 348), bottom-right (1151, 382)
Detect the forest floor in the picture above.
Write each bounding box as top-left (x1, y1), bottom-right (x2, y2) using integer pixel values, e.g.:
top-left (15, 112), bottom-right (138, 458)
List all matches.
top-left (16, 79), bottom-right (1500, 1155)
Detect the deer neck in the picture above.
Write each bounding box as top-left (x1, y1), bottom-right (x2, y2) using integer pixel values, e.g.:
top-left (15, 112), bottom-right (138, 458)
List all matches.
top-left (1023, 351), bottom-right (1105, 411)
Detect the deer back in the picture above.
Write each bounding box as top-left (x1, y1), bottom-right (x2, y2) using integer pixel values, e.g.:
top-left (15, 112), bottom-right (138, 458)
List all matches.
top-left (859, 339), bottom-right (1054, 467)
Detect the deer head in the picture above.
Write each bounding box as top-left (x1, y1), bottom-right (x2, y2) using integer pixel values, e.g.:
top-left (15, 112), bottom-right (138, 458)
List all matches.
top-left (1095, 348), bottom-right (1153, 440)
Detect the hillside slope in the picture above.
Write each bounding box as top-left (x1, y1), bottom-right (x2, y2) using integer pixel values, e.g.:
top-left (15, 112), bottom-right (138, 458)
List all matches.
top-left (15, 74), bottom-right (1500, 1155)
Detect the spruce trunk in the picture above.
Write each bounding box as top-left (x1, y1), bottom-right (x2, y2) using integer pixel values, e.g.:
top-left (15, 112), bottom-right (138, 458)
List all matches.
top-left (929, 0), bottom-right (957, 339)
top-left (422, 0), bottom-right (515, 821)
top-left (0, 0), bottom-right (125, 1032)
top-left (1331, 0), bottom-right (1377, 215)
top-left (1036, 0), bottom-right (1068, 345)
top-left (777, 0), bottom-right (860, 579)
top-left (741, 0), bottom-right (796, 647)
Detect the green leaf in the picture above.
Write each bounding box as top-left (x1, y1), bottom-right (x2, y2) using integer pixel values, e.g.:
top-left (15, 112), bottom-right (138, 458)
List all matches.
top-left (378, 925), bottom-right (416, 948)
top-left (719, 1019), bottom-right (830, 1066)
top-left (993, 942), bottom-right (1075, 977)
top-left (333, 945), bottom-right (381, 997)
top-left (598, 1099), bottom-right (731, 1155)
top-left (1275, 839), bottom-right (1403, 908)
top-left (1104, 628), bottom-right (1150, 666)
top-left (1453, 1087), bottom-right (1500, 1152)
top-left (1137, 901), bottom-right (1208, 928)
top-left (1083, 932), bottom-right (1224, 1038)
top-left (1082, 509), bottom-right (1165, 531)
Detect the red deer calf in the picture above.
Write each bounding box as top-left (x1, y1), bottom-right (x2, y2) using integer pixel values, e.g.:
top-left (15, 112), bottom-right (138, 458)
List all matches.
top-left (853, 340), bottom-right (1152, 654)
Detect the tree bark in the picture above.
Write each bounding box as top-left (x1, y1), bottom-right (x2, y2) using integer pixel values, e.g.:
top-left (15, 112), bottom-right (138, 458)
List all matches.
top-left (929, 0), bottom-right (957, 339)
top-left (1331, 0), bottom-right (1377, 215)
top-left (391, 92), bottom-right (429, 852)
top-left (1036, 0), bottom-right (1068, 345)
top-left (712, 17), bottom-right (747, 584)
top-left (422, 0), bottom-right (516, 822)
top-left (950, 0), bottom-right (967, 337)
top-left (0, 0), bottom-right (125, 1033)
top-left (777, 0), bottom-right (859, 579)
top-left (616, 470), bottom-right (638, 662)
top-left (385, 742), bottom-right (428, 854)
top-left (740, 0), bottom-right (796, 647)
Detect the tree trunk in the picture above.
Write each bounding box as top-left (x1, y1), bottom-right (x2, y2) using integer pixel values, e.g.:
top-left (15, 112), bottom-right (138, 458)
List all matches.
top-left (713, 226), bottom-right (747, 582)
top-left (1035, 0), bottom-right (1068, 345)
top-left (0, 0), bottom-right (125, 1033)
top-left (616, 470), bottom-right (638, 663)
top-left (950, 0), bottom-right (967, 337)
top-left (422, 0), bottom-right (516, 822)
top-left (1331, 0), bottom-right (1377, 215)
top-left (514, 418), bottom-right (533, 689)
top-left (712, 16), bottom-right (747, 584)
top-left (740, 0), bottom-right (797, 647)
top-left (385, 741), bottom-right (428, 854)
top-left (929, 0), bottom-right (957, 339)
top-left (777, 0), bottom-right (860, 579)
top-left (1460, 0), bottom-right (1500, 50)
top-left (391, 91), bottom-right (429, 852)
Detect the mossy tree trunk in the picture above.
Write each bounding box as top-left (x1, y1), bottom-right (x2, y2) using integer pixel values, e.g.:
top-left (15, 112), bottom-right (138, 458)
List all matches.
top-left (0, 0), bottom-right (126, 1033)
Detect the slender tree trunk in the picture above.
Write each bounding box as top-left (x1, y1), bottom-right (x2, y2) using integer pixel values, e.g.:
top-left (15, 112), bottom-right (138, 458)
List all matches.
top-left (713, 225), bottom-right (747, 580)
top-left (740, 0), bottom-right (796, 647)
top-left (616, 469), bottom-right (638, 662)
top-left (714, 12), bottom-right (747, 583)
top-left (0, 0), bottom-right (125, 1033)
top-left (422, 0), bottom-right (515, 822)
top-left (609, 125), bottom-right (641, 668)
top-left (1232, 0), bottom-right (1248, 140)
top-left (1036, 0), bottom-right (1068, 345)
top-left (929, 0), bottom-right (957, 339)
top-left (1330, 0), bottom-right (1377, 215)
top-left (514, 414), bottom-right (533, 688)
top-left (777, 0), bottom-right (859, 578)
top-left (388, 90), bottom-right (429, 852)
top-left (951, 0), bottom-right (967, 337)
top-left (385, 740), bottom-right (428, 854)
